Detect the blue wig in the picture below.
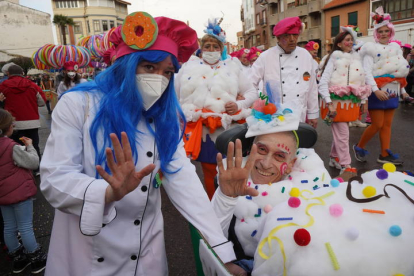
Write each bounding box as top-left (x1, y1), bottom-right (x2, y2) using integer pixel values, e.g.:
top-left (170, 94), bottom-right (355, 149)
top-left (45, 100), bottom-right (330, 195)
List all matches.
top-left (65, 50), bottom-right (185, 176)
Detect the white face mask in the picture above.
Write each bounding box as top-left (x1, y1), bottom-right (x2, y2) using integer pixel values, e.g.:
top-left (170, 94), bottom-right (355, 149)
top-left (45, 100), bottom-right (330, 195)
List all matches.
top-left (202, 51), bottom-right (221, 64)
top-left (67, 72), bottom-right (76, 78)
top-left (136, 74), bottom-right (170, 110)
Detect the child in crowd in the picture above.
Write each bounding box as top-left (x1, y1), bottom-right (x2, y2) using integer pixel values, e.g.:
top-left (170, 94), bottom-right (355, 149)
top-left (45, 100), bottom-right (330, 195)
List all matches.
top-left (0, 109), bottom-right (47, 274)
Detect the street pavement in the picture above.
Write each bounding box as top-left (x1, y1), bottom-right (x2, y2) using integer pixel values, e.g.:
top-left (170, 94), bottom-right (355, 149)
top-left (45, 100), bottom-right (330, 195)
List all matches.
top-left (0, 104), bottom-right (413, 276)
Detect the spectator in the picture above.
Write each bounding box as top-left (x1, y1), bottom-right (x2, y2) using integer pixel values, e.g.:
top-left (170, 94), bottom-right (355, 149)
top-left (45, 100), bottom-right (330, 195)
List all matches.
top-left (0, 65), bottom-right (46, 175)
top-left (0, 62), bottom-right (16, 84)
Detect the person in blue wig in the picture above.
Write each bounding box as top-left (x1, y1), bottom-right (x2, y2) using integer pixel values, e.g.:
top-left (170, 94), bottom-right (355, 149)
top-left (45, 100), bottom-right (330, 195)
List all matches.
top-left (39, 12), bottom-right (246, 276)
top-left (175, 16), bottom-right (258, 200)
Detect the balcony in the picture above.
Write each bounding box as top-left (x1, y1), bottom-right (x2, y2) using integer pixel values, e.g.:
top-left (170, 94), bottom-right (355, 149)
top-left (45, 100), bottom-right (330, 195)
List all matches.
top-left (285, 4), bottom-right (308, 17)
top-left (307, 0), bottom-right (321, 14)
top-left (298, 26), bottom-right (322, 42)
top-left (259, 19), bottom-right (267, 27)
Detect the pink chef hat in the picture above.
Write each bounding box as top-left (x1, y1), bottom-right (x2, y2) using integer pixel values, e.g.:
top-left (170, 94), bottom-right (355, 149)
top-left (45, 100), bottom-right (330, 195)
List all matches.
top-left (402, 43), bottom-right (412, 49)
top-left (104, 12), bottom-right (198, 66)
top-left (247, 47), bottom-right (262, 61)
top-left (273, 17), bottom-right (303, 37)
top-left (63, 61), bottom-right (79, 71)
top-left (304, 41), bottom-right (319, 51)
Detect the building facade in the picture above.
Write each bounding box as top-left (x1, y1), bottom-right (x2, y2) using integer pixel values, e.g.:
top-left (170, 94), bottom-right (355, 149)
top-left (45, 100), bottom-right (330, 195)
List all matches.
top-left (241, 0), bottom-right (256, 48)
top-left (0, 0), bottom-right (54, 61)
top-left (51, 0), bottom-right (130, 45)
top-left (266, 0), bottom-right (324, 54)
top-left (322, 0), bottom-right (370, 55)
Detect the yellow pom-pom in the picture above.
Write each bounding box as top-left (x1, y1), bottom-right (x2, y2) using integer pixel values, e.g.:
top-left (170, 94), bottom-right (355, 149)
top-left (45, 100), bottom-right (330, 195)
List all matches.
top-left (383, 163), bottom-right (396, 173)
top-left (278, 116), bottom-right (285, 122)
top-left (290, 187), bottom-right (300, 197)
top-left (363, 186), bottom-right (376, 198)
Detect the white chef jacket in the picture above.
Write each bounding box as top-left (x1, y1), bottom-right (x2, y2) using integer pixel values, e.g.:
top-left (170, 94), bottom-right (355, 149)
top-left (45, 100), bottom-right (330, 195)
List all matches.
top-left (250, 45), bottom-right (319, 121)
top-left (40, 92), bottom-right (236, 276)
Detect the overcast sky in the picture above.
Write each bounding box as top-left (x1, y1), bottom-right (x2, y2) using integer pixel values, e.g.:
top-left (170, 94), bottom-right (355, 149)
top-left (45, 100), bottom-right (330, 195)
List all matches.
top-left (19, 0), bottom-right (242, 45)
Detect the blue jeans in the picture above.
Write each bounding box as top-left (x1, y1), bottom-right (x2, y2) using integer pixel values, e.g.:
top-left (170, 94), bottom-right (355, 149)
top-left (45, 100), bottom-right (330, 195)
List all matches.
top-left (0, 199), bottom-right (38, 253)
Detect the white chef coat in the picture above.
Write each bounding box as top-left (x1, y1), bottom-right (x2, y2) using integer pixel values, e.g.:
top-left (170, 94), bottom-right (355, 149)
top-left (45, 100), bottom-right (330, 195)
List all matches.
top-left (40, 92), bottom-right (235, 276)
top-left (250, 45), bottom-right (319, 121)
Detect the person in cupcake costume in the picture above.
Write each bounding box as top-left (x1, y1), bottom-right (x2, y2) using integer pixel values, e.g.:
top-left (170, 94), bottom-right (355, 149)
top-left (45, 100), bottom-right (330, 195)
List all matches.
top-left (318, 26), bottom-right (371, 179)
top-left (353, 7), bottom-right (411, 166)
top-left (40, 12), bottom-right (245, 276)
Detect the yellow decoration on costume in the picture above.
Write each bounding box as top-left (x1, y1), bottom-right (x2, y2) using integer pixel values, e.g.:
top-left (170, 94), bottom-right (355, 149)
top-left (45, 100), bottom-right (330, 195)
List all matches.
top-left (363, 186), bottom-right (376, 198)
top-left (122, 11), bottom-right (158, 50)
top-left (290, 187), bottom-right (300, 197)
top-left (383, 163), bottom-right (396, 173)
top-left (278, 115), bottom-right (285, 122)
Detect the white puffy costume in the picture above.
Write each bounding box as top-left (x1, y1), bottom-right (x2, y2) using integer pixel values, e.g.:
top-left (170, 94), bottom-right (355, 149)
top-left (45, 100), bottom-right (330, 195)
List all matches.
top-left (250, 45), bottom-right (320, 122)
top-left (175, 57), bottom-right (257, 162)
top-left (40, 92), bottom-right (236, 276)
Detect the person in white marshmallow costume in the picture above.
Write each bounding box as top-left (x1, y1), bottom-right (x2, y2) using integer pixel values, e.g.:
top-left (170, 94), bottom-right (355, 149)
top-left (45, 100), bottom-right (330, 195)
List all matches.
top-left (318, 26), bottom-right (371, 178)
top-left (175, 17), bottom-right (258, 199)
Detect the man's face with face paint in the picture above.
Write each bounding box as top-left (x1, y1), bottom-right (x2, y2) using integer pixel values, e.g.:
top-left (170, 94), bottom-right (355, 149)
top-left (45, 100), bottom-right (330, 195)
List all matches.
top-left (277, 33), bottom-right (299, 54)
top-left (250, 132), bottom-right (297, 184)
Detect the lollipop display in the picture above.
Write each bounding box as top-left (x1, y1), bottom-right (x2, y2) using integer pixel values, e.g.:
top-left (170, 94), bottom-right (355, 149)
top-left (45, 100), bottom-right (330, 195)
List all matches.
top-left (32, 44), bottom-right (91, 70)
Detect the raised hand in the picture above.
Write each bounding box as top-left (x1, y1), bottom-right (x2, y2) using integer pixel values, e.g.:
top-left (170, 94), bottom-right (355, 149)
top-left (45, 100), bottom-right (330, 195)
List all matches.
top-left (96, 132), bottom-right (155, 203)
top-left (217, 139), bottom-right (259, 198)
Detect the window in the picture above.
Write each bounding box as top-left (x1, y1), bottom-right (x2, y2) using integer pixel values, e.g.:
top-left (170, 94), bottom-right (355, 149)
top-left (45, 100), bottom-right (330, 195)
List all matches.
top-left (110, 20), bottom-right (115, 29)
top-left (102, 20), bottom-right (108, 31)
top-left (87, 20), bottom-right (90, 33)
top-left (269, 3), bottom-right (278, 15)
top-left (383, 0), bottom-right (414, 20)
top-left (262, 10), bottom-right (266, 24)
top-left (56, 1), bottom-right (78, 9)
top-left (331, 15), bottom-right (340, 37)
top-left (93, 20), bottom-right (101, 32)
top-left (74, 22), bottom-right (82, 34)
top-left (256, 13), bottom-right (260, 25)
top-left (253, 35), bottom-right (257, 45)
top-left (257, 34), bottom-right (261, 45)
top-left (270, 24), bottom-right (276, 37)
top-left (348, 11), bottom-right (358, 26)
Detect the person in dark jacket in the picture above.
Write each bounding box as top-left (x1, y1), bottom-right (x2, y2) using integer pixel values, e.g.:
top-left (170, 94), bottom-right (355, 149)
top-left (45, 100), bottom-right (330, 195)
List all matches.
top-left (0, 65), bottom-right (46, 175)
top-left (0, 109), bottom-right (47, 274)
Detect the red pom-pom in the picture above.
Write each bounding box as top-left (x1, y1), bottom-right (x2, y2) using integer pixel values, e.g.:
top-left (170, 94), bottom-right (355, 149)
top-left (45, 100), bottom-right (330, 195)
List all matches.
top-left (263, 103), bottom-right (277, 115)
top-left (294, 228), bottom-right (311, 246)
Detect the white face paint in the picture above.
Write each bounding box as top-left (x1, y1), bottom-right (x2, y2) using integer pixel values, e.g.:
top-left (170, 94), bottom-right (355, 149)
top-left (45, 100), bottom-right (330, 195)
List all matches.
top-left (136, 73), bottom-right (170, 110)
top-left (202, 51), bottom-right (221, 65)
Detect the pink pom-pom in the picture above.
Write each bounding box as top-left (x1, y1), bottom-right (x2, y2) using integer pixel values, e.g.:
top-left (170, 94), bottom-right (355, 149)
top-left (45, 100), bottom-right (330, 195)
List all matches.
top-left (288, 197), bottom-right (301, 208)
top-left (264, 204), bottom-right (273, 213)
top-left (336, 177), bottom-right (344, 183)
top-left (252, 99), bottom-right (266, 112)
top-left (329, 204), bottom-right (343, 217)
top-left (262, 191), bottom-right (268, 196)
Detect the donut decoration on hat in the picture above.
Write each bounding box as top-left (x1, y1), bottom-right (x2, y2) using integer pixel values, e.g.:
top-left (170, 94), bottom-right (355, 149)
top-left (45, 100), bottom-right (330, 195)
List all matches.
top-left (313, 42), bottom-right (319, 50)
top-left (121, 11), bottom-right (158, 50)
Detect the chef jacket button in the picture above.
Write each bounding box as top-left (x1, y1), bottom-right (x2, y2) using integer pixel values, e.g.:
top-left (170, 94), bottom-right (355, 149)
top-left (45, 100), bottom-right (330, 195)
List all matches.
top-left (147, 151), bottom-right (153, 157)
top-left (297, 94), bottom-right (300, 97)
top-left (297, 82), bottom-right (299, 84)
top-left (134, 219), bottom-right (140, 225)
top-left (281, 67), bottom-right (284, 70)
top-left (98, 257), bottom-right (104, 262)
top-left (296, 68), bottom-right (298, 70)
top-left (148, 118), bottom-right (154, 124)
top-left (280, 54), bottom-right (282, 57)
top-left (283, 94), bottom-right (286, 97)
top-left (141, 185), bottom-right (148, 192)
top-left (282, 81), bottom-right (285, 84)
top-left (295, 56), bottom-right (298, 58)
top-left (131, 255), bottom-right (138, 260)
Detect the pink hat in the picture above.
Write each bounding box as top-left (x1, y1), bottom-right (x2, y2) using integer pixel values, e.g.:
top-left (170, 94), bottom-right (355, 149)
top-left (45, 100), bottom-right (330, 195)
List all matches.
top-left (402, 43), bottom-right (412, 49)
top-left (63, 61), bottom-right (79, 71)
top-left (104, 12), bottom-right (198, 65)
top-left (273, 17), bottom-right (303, 37)
top-left (304, 41), bottom-right (319, 51)
top-left (247, 47), bottom-right (262, 61)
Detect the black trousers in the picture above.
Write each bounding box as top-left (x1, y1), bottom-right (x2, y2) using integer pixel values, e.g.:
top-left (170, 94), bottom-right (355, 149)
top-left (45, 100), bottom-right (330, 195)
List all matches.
top-left (10, 128), bottom-right (41, 170)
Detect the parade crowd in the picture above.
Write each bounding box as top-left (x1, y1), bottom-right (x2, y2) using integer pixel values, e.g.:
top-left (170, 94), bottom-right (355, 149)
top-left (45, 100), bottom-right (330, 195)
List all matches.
top-left (0, 6), bottom-right (413, 276)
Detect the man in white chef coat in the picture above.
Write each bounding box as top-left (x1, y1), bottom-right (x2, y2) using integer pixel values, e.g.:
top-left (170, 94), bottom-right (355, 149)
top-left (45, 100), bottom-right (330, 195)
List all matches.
top-left (250, 17), bottom-right (319, 128)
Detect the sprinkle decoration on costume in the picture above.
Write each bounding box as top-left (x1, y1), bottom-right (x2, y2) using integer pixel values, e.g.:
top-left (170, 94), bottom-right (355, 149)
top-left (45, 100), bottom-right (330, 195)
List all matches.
top-left (345, 227), bottom-right (359, 241)
top-left (330, 179), bottom-right (340, 187)
top-left (363, 209), bottom-right (385, 214)
top-left (383, 162), bottom-right (396, 173)
top-left (153, 170), bottom-right (163, 188)
top-left (376, 169), bottom-right (389, 180)
top-left (325, 242), bottom-right (340, 270)
top-left (288, 197), bottom-right (301, 208)
top-left (32, 44), bottom-right (91, 69)
top-left (329, 204), bottom-right (343, 217)
top-left (122, 12), bottom-right (158, 50)
top-left (362, 186), bottom-right (376, 198)
top-left (290, 188), bottom-right (300, 197)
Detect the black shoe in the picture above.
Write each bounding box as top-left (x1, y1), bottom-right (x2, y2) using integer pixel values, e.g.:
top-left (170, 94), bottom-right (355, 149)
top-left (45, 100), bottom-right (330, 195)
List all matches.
top-left (8, 245), bottom-right (30, 274)
top-left (27, 246), bottom-right (47, 274)
top-left (377, 150), bottom-right (403, 166)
